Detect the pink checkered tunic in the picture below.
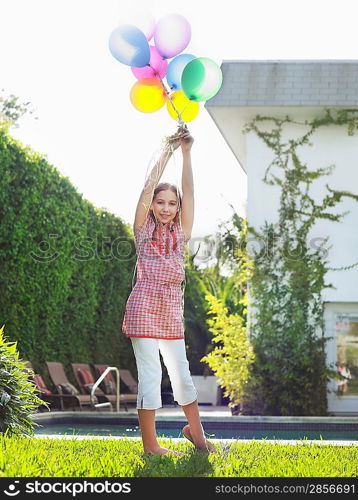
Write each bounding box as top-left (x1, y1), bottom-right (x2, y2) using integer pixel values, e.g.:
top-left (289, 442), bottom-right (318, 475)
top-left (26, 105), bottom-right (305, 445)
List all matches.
top-left (122, 213), bottom-right (187, 339)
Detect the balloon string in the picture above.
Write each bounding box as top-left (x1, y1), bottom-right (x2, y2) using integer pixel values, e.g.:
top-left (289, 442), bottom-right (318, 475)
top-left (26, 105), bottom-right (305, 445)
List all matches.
top-left (164, 86), bottom-right (184, 125)
top-left (149, 63), bottom-right (184, 126)
top-left (170, 143), bottom-right (187, 306)
top-left (178, 100), bottom-right (191, 116)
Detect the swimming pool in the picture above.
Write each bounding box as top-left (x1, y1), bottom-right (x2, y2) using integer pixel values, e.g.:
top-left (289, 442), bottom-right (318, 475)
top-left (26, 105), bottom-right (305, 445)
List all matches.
top-left (32, 414), bottom-right (358, 442)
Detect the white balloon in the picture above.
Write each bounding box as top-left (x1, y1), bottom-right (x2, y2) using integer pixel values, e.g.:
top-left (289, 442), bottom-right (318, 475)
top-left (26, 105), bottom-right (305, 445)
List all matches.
top-left (117, 9), bottom-right (155, 41)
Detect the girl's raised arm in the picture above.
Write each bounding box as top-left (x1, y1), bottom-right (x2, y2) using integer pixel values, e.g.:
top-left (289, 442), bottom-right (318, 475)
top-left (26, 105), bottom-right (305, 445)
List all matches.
top-left (179, 130), bottom-right (194, 242)
top-left (134, 141), bottom-right (177, 232)
top-left (133, 128), bottom-right (185, 231)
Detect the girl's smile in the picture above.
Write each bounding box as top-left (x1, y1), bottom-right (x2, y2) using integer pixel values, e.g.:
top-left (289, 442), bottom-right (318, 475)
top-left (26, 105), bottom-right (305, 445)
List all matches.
top-left (150, 189), bottom-right (179, 224)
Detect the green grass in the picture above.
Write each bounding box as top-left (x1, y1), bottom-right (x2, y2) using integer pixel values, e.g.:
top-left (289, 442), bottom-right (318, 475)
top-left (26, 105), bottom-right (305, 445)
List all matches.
top-left (1, 436), bottom-right (357, 477)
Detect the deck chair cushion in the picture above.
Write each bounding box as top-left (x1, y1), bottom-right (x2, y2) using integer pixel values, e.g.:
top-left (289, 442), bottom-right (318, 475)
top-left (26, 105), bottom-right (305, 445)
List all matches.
top-left (77, 368), bottom-right (94, 385)
top-left (60, 382), bottom-right (80, 395)
top-left (33, 375), bottom-right (52, 396)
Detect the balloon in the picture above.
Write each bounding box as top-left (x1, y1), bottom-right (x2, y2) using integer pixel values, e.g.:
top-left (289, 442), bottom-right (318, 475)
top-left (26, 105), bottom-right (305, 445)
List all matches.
top-left (166, 91), bottom-right (199, 123)
top-left (130, 78), bottom-right (167, 113)
top-left (117, 10), bottom-right (155, 41)
top-left (154, 14), bottom-right (191, 59)
top-left (181, 57), bottom-right (223, 102)
top-left (108, 25), bottom-right (150, 68)
top-left (166, 53), bottom-right (196, 90)
top-left (131, 46), bottom-right (168, 80)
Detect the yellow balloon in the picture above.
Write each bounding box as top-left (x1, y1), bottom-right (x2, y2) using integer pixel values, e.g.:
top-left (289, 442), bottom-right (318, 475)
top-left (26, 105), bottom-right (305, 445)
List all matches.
top-left (130, 78), bottom-right (167, 113)
top-left (166, 90), bottom-right (199, 123)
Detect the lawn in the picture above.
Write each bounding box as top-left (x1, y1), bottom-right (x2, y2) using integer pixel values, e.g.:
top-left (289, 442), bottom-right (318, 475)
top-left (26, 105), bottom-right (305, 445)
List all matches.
top-left (1, 436), bottom-right (357, 477)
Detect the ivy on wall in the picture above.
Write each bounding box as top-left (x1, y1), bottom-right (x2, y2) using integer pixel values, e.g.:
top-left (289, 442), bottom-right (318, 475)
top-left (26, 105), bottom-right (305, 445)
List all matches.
top-left (240, 108), bottom-right (358, 415)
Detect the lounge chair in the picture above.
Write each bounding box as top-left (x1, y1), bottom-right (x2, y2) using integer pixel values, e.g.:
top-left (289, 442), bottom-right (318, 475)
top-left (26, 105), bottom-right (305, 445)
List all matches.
top-left (46, 361), bottom-right (98, 411)
top-left (93, 364), bottom-right (137, 409)
top-left (95, 366), bottom-right (174, 406)
top-left (71, 362), bottom-right (120, 411)
top-left (119, 369), bottom-right (138, 394)
top-left (23, 361), bottom-right (70, 411)
top-left (120, 368), bottom-right (175, 406)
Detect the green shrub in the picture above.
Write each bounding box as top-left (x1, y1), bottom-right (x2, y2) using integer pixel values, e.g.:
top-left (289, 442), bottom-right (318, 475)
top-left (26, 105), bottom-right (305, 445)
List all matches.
top-left (0, 122), bottom-right (136, 382)
top-left (202, 294), bottom-right (255, 407)
top-left (0, 325), bottom-right (46, 436)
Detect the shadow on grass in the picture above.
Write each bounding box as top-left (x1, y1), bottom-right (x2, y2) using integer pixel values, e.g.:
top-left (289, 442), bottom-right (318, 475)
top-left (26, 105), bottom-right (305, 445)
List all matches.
top-left (133, 448), bottom-right (215, 477)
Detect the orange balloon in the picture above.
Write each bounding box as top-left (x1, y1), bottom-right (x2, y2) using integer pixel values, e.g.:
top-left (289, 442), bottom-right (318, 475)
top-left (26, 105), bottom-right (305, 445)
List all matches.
top-left (130, 78), bottom-right (167, 113)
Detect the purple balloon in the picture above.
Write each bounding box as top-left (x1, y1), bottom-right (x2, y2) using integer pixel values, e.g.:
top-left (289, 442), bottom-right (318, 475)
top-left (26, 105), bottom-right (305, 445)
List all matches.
top-left (154, 14), bottom-right (191, 59)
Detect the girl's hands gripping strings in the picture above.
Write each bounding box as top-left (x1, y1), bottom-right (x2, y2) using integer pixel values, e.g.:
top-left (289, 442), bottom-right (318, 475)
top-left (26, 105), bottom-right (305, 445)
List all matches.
top-left (167, 125), bottom-right (194, 154)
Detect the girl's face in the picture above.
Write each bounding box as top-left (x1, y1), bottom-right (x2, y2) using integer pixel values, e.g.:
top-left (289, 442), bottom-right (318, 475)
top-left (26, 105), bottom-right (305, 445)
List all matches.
top-left (150, 189), bottom-right (179, 224)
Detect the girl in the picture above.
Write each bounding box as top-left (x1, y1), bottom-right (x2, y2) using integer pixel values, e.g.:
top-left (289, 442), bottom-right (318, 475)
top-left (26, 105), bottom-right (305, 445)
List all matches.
top-left (122, 126), bottom-right (215, 456)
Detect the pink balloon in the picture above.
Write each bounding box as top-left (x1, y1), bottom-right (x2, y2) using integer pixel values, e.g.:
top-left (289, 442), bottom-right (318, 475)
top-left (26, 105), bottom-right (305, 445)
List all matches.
top-left (154, 14), bottom-right (191, 59)
top-left (131, 45), bottom-right (168, 79)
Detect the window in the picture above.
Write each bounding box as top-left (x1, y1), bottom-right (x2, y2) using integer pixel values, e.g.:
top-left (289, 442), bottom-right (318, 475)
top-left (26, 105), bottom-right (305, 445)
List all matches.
top-left (334, 313), bottom-right (358, 396)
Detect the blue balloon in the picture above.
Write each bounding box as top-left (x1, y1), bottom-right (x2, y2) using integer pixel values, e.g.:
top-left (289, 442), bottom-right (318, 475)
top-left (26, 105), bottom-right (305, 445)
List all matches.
top-left (166, 53), bottom-right (196, 90)
top-left (108, 25), bottom-right (150, 68)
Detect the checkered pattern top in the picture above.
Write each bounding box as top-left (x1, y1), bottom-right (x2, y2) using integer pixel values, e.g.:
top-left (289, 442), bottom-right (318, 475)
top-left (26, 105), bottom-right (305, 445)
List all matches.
top-left (122, 213), bottom-right (187, 339)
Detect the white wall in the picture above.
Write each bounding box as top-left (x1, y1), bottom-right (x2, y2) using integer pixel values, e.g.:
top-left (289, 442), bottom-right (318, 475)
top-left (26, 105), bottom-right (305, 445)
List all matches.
top-left (246, 119), bottom-right (358, 302)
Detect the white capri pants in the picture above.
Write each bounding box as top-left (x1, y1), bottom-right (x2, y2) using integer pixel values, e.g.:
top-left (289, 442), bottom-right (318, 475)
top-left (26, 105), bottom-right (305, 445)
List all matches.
top-left (130, 337), bottom-right (198, 410)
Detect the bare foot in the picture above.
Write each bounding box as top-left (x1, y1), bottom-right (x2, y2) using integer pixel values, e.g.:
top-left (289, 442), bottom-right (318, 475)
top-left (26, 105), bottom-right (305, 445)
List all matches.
top-left (144, 446), bottom-right (185, 456)
top-left (182, 424), bottom-right (216, 453)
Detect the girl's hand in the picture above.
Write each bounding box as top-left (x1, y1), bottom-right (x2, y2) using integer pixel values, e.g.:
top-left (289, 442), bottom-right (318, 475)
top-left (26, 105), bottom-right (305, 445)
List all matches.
top-left (166, 131), bottom-right (182, 151)
top-left (179, 125), bottom-right (194, 154)
top-left (167, 125), bottom-right (194, 153)
top-left (171, 125), bottom-right (194, 153)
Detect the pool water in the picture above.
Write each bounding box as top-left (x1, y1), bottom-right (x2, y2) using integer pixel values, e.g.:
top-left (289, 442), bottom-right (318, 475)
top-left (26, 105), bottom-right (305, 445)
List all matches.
top-left (33, 423), bottom-right (358, 441)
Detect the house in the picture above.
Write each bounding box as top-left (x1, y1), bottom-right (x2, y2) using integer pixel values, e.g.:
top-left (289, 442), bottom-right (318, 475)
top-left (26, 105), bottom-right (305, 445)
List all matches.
top-left (206, 60), bottom-right (358, 415)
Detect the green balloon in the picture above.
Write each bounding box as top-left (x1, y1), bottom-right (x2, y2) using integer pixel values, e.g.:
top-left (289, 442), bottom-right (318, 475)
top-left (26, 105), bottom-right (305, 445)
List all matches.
top-left (181, 57), bottom-right (223, 102)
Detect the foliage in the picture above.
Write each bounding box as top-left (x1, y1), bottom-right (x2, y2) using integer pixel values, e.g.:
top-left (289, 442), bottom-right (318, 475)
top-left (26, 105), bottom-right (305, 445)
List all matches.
top-left (0, 325), bottom-right (45, 437)
top-left (0, 89), bottom-right (37, 127)
top-left (241, 108), bottom-right (358, 415)
top-left (202, 293), bottom-right (254, 407)
top-left (1, 434), bottom-right (357, 477)
top-left (182, 257), bottom-right (213, 375)
top-left (200, 209), bottom-right (248, 316)
top-left (200, 216), bottom-right (255, 407)
top-left (183, 212), bottom-right (250, 376)
top-left (0, 122), bottom-right (137, 390)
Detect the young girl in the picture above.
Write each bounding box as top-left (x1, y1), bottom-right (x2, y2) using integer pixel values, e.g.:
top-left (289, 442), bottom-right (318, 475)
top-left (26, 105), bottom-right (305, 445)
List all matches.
top-left (122, 126), bottom-right (215, 456)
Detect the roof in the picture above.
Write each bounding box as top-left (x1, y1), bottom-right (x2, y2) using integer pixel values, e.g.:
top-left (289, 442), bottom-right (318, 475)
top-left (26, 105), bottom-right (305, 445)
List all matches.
top-left (205, 60), bottom-right (358, 107)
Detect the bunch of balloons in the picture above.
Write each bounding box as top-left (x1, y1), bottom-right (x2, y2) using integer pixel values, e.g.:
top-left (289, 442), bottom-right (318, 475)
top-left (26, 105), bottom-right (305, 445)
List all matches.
top-left (108, 13), bottom-right (223, 123)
